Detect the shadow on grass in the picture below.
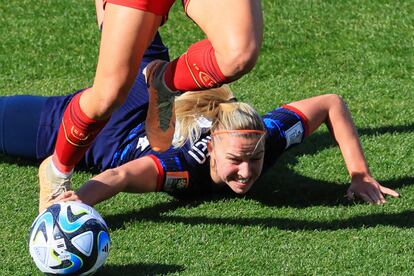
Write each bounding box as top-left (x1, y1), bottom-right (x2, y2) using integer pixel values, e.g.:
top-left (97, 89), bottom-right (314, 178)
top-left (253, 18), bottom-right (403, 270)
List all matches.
top-left (1, 123), bottom-right (413, 209)
top-left (248, 173), bottom-right (414, 208)
top-left (0, 154), bottom-right (38, 167)
top-left (104, 198), bottom-right (414, 232)
top-left (165, 209), bottom-right (414, 231)
top-left (246, 122), bottom-right (414, 207)
top-left (96, 263), bottom-right (184, 276)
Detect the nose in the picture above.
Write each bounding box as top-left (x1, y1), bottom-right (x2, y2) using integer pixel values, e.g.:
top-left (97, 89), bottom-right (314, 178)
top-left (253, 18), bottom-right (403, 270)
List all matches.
top-left (238, 161), bottom-right (252, 179)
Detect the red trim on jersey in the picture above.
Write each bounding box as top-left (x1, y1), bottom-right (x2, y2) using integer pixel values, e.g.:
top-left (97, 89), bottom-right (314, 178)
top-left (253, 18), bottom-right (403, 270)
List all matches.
top-left (148, 154), bottom-right (165, 192)
top-left (282, 104), bottom-right (310, 137)
top-left (104, 0), bottom-right (175, 16)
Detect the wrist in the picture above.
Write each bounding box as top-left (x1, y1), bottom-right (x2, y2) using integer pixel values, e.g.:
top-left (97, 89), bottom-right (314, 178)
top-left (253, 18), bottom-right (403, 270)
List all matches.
top-left (350, 171), bottom-right (372, 182)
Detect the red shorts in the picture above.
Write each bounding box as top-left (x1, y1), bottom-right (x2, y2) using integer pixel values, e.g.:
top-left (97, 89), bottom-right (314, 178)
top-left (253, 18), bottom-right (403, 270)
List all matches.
top-left (104, 0), bottom-right (177, 16)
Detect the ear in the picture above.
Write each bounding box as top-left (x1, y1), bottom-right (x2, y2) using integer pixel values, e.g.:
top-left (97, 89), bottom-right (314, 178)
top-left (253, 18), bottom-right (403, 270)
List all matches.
top-left (207, 140), bottom-right (215, 162)
top-left (207, 140), bottom-right (213, 153)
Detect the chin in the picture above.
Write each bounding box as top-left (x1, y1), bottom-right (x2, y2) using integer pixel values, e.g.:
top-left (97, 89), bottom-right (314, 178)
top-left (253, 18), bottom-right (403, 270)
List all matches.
top-left (230, 182), bottom-right (252, 194)
top-left (235, 189), bottom-right (248, 195)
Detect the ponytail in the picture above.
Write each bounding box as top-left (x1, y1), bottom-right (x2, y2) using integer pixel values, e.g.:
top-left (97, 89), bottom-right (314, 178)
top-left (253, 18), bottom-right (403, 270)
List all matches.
top-left (173, 85), bottom-right (265, 147)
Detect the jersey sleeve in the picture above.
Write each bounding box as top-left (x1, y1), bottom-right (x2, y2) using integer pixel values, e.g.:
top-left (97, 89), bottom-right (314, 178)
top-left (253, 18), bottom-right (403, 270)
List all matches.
top-left (148, 143), bottom-right (212, 197)
top-left (261, 105), bottom-right (309, 173)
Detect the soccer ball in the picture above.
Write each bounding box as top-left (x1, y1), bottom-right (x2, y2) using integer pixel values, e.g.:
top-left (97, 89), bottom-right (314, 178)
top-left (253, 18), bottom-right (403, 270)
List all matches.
top-left (29, 201), bottom-right (111, 275)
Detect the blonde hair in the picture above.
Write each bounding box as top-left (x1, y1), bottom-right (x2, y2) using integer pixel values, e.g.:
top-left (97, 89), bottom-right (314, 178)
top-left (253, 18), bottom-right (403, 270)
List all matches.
top-left (173, 85), bottom-right (265, 147)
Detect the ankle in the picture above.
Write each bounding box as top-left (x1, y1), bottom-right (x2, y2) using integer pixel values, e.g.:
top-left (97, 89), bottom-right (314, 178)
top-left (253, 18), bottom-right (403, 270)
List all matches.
top-left (163, 60), bottom-right (178, 91)
top-left (51, 154), bottom-right (74, 177)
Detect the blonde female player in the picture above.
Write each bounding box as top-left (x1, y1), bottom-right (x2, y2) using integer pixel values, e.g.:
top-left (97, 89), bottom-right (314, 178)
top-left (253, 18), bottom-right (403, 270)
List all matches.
top-left (45, 86), bottom-right (399, 209)
top-left (40, 0), bottom-right (264, 202)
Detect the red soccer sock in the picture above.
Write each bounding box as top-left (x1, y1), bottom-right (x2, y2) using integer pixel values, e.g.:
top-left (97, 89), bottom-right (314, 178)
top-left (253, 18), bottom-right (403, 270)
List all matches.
top-left (163, 39), bottom-right (228, 92)
top-left (53, 92), bottom-right (108, 173)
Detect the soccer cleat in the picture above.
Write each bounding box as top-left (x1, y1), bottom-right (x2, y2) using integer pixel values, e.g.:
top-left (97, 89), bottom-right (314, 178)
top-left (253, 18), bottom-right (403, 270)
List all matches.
top-left (38, 156), bottom-right (72, 213)
top-left (143, 60), bottom-right (179, 152)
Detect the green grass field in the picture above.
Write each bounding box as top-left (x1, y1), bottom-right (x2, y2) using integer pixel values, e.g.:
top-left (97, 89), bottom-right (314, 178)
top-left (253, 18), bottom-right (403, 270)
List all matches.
top-left (1, 0), bottom-right (414, 275)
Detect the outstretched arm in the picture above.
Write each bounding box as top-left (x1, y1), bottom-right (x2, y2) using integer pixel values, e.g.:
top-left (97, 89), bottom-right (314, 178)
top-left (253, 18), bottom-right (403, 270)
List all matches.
top-left (54, 156), bottom-right (159, 206)
top-left (286, 94), bottom-right (399, 204)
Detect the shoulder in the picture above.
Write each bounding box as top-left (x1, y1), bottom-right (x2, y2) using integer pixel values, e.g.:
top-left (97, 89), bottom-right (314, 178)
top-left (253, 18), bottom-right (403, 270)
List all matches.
top-left (261, 106), bottom-right (307, 169)
top-left (151, 144), bottom-right (213, 196)
top-left (262, 106), bottom-right (308, 141)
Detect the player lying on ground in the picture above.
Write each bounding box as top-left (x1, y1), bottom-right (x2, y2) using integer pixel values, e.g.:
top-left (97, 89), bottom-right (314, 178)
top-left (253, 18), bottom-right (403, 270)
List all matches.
top-left (40, 0), bottom-right (264, 207)
top-left (0, 78), bottom-right (399, 212)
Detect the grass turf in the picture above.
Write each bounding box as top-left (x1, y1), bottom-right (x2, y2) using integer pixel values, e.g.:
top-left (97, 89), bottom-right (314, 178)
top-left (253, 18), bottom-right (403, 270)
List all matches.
top-left (1, 0), bottom-right (413, 275)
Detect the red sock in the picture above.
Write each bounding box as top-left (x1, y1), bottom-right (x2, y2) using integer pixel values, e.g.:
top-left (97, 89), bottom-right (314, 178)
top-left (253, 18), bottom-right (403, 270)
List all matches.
top-left (53, 92), bottom-right (108, 173)
top-left (164, 39), bottom-right (228, 92)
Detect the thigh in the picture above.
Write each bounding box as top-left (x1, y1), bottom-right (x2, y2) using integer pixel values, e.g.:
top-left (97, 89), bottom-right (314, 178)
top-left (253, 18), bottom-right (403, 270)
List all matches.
top-left (0, 95), bottom-right (47, 159)
top-left (186, 0), bottom-right (263, 52)
top-left (104, 0), bottom-right (176, 16)
top-left (84, 4), bottom-right (162, 117)
top-left (97, 2), bottom-right (163, 77)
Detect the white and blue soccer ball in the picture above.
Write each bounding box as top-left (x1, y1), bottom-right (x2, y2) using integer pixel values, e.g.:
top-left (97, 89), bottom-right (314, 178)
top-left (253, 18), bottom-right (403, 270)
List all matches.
top-left (29, 201), bottom-right (111, 275)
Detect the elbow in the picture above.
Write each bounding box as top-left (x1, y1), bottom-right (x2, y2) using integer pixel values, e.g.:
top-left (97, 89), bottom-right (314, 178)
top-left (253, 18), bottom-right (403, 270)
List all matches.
top-left (323, 93), bottom-right (351, 131)
top-left (324, 94), bottom-right (348, 115)
top-left (326, 93), bottom-right (345, 105)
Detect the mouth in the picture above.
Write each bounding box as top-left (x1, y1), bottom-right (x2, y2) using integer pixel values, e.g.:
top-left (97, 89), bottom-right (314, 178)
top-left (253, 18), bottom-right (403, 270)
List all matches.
top-left (234, 177), bottom-right (250, 186)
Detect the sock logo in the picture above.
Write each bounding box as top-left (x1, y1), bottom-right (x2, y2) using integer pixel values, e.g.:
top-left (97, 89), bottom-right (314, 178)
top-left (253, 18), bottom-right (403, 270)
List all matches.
top-left (61, 121), bottom-right (91, 147)
top-left (198, 71), bottom-right (218, 88)
top-left (70, 126), bottom-right (90, 141)
top-left (190, 62), bottom-right (218, 89)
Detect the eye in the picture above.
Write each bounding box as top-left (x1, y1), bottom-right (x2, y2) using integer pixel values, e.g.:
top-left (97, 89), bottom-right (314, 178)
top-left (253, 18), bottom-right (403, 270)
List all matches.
top-left (250, 157), bottom-right (262, 162)
top-left (250, 154), bottom-right (264, 162)
top-left (228, 158), bottom-right (242, 165)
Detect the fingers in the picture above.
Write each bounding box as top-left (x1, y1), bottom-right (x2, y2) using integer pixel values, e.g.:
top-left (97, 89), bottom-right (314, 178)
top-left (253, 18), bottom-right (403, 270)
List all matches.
top-left (367, 189), bottom-right (386, 204)
top-left (363, 184), bottom-right (386, 204)
top-left (359, 192), bottom-right (376, 204)
top-left (348, 178), bottom-right (400, 204)
top-left (346, 188), bottom-right (355, 200)
top-left (366, 185), bottom-right (400, 203)
top-left (379, 185), bottom-right (400, 198)
top-left (53, 191), bottom-right (80, 203)
top-left (347, 187), bottom-right (387, 204)
top-left (53, 191), bottom-right (71, 201)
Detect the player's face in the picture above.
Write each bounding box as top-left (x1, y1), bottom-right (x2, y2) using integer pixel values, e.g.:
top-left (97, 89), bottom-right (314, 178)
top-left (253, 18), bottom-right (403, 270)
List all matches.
top-left (209, 134), bottom-right (265, 194)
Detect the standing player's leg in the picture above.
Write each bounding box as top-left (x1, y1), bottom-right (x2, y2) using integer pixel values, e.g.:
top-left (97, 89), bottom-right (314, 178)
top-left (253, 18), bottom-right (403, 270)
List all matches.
top-left (39, 3), bottom-right (164, 212)
top-left (145, 0), bottom-right (263, 152)
top-left (173, 0), bottom-right (263, 87)
top-left (55, 4), bottom-right (162, 172)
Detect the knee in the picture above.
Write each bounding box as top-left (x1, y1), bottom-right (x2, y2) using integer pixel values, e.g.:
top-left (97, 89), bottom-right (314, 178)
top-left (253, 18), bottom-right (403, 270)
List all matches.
top-left (89, 85), bottom-right (130, 118)
top-left (90, 65), bottom-right (138, 118)
top-left (216, 42), bottom-right (260, 80)
top-left (98, 90), bottom-right (129, 116)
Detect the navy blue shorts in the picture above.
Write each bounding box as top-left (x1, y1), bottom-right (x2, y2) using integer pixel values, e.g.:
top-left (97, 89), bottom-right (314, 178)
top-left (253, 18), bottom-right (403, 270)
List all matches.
top-left (0, 31), bottom-right (169, 168)
top-left (0, 95), bottom-right (47, 158)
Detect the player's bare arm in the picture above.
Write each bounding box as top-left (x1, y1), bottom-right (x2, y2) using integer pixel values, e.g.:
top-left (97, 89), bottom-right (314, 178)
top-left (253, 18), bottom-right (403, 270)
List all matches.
top-left (287, 94), bottom-right (399, 204)
top-left (55, 156), bottom-right (159, 206)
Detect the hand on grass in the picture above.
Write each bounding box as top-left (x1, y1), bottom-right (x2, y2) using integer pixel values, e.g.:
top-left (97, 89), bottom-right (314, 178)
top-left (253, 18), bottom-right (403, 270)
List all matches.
top-left (346, 173), bottom-right (400, 204)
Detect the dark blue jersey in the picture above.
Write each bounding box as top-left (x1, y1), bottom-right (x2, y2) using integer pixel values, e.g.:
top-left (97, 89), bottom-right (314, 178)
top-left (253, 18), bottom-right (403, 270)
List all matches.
top-left (36, 32), bottom-right (308, 196)
top-left (106, 105), bottom-right (308, 197)
top-left (39, 97), bottom-right (308, 197)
